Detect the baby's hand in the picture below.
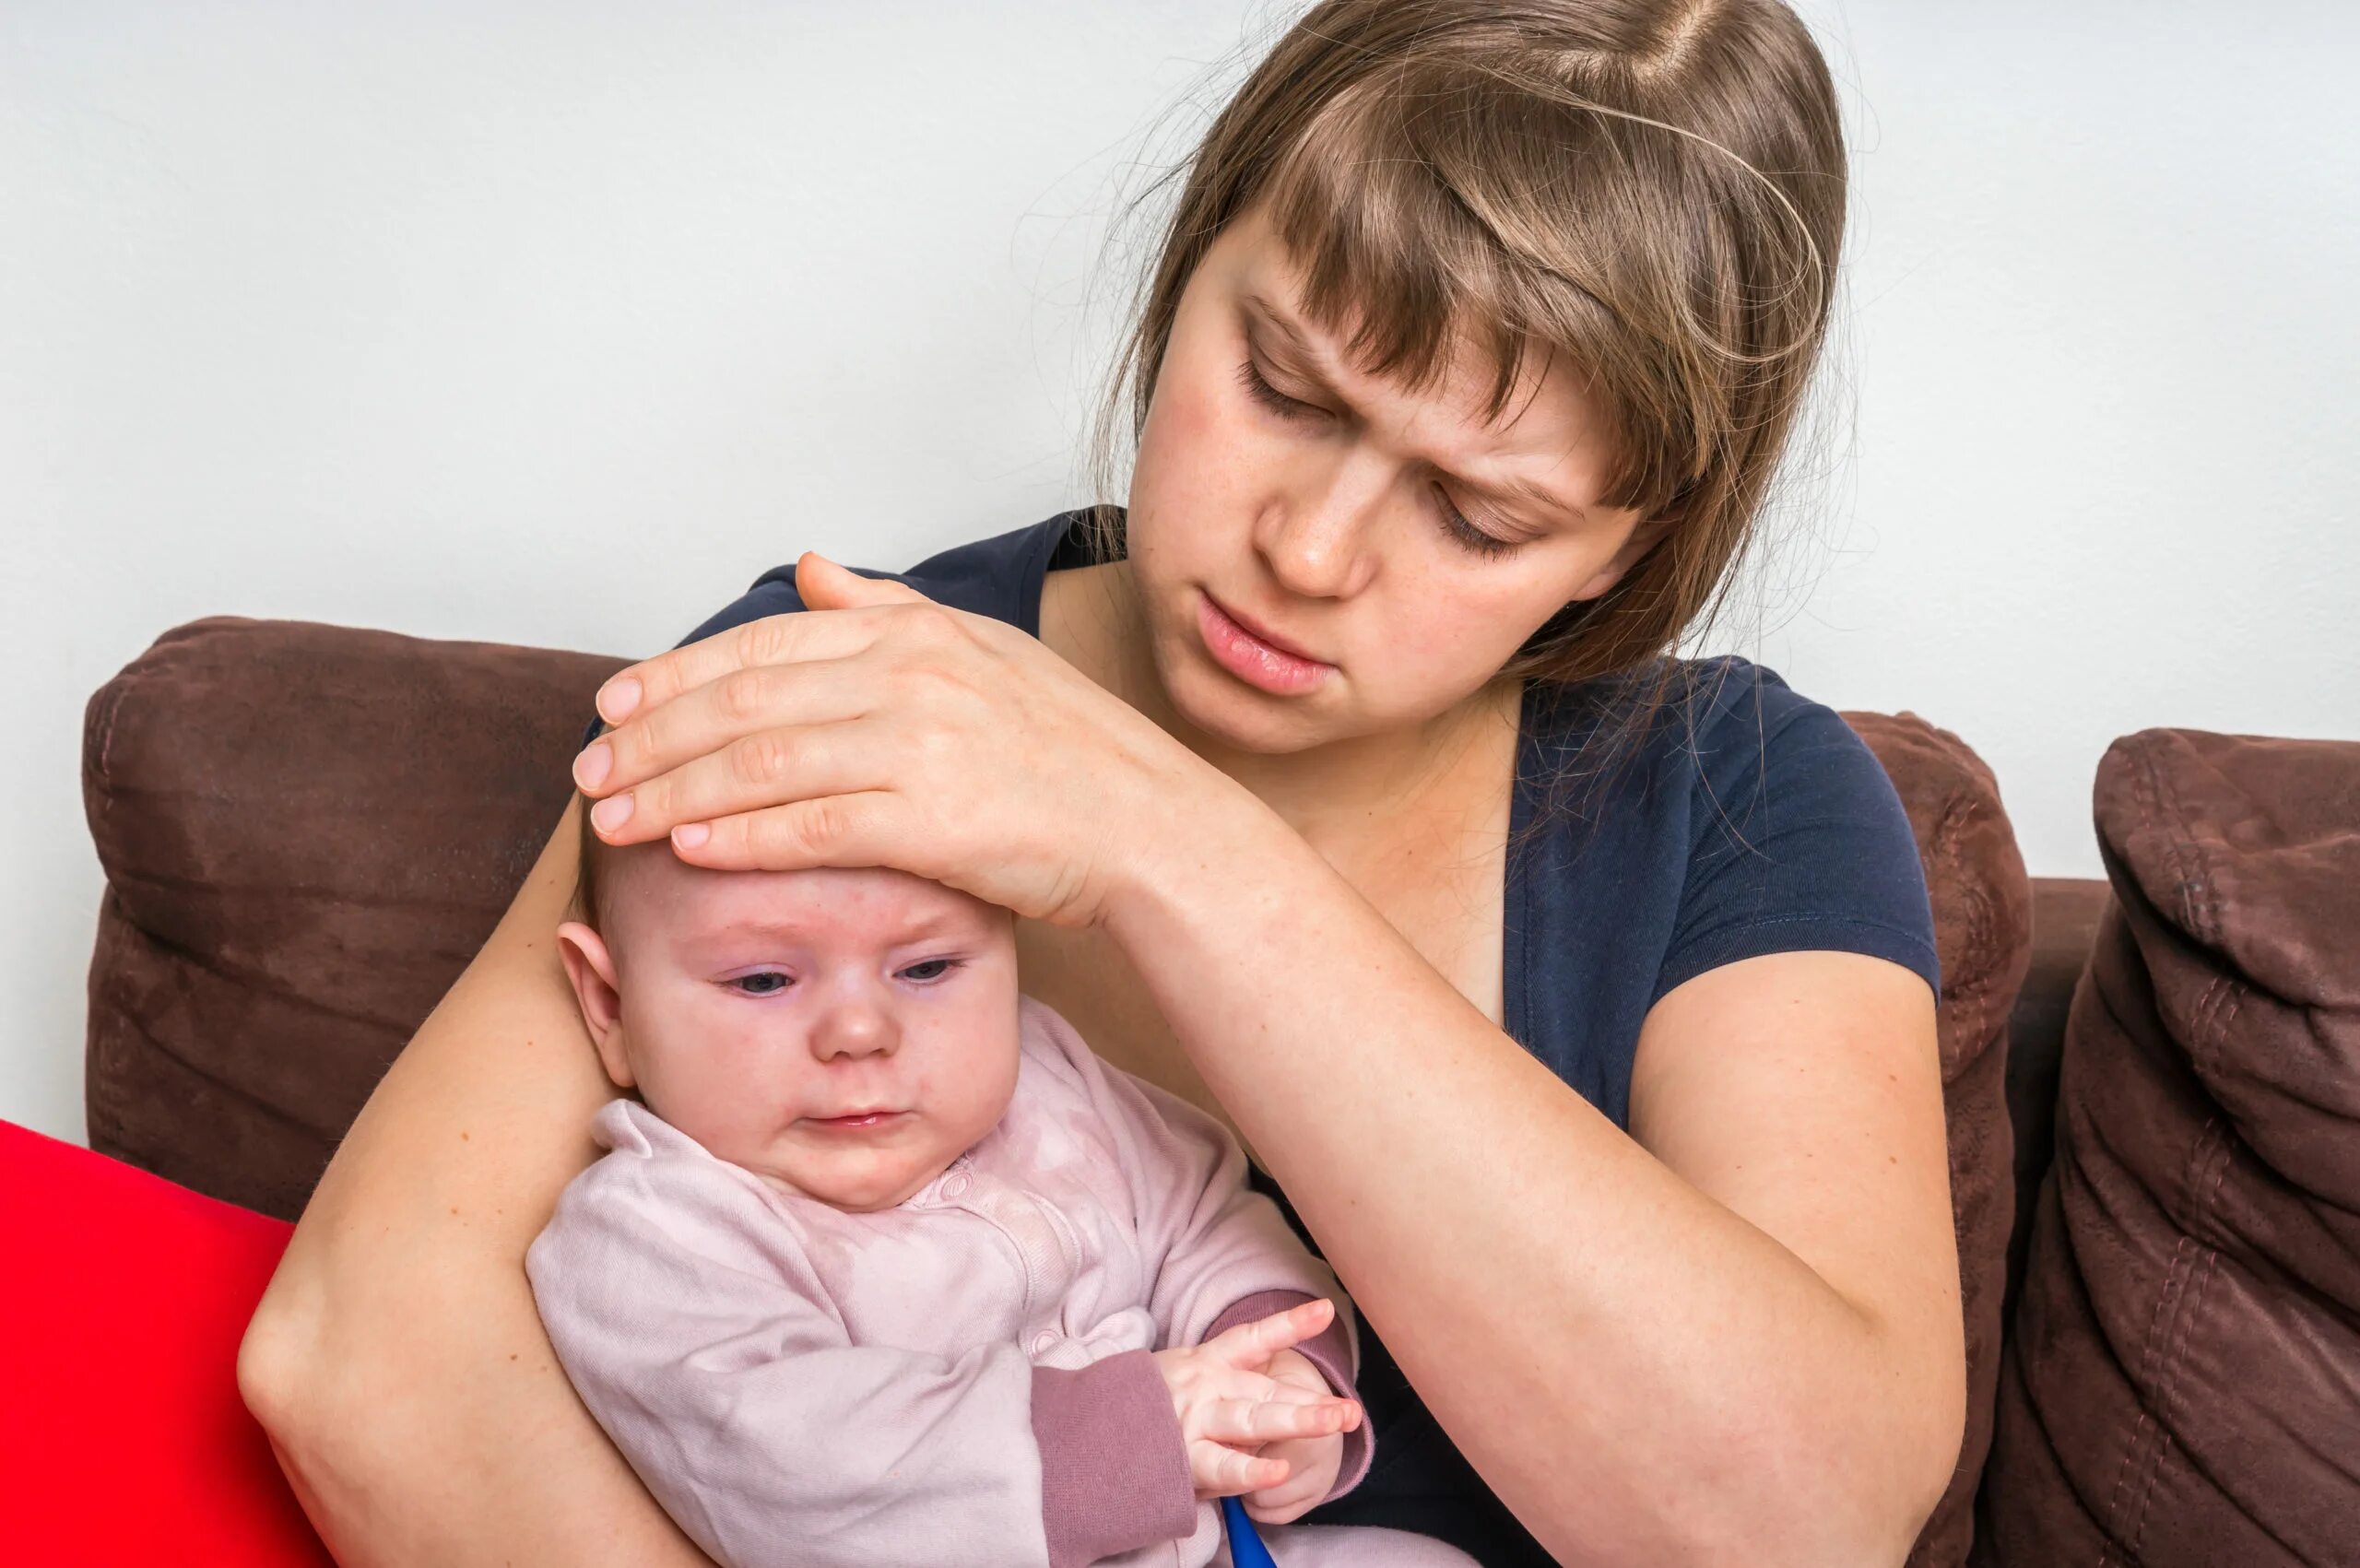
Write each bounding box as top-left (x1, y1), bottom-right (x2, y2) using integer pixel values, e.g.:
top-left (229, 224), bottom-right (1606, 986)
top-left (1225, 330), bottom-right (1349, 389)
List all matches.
top-left (1238, 1346), bottom-right (1346, 1525)
top-left (1150, 1298), bottom-right (1363, 1501)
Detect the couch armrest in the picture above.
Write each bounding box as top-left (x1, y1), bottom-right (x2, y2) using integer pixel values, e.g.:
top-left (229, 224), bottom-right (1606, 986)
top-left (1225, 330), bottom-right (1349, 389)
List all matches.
top-left (81, 616), bottom-right (626, 1219)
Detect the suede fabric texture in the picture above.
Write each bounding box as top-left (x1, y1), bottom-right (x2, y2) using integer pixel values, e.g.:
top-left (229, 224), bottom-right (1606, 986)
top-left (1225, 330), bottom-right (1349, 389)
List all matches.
top-left (81, 616), bottom-right (626, 1220)
top-left (1982, 729), bottom-right (2360, 1566)
top-left (82, 619), bottom-right (2040, 1563)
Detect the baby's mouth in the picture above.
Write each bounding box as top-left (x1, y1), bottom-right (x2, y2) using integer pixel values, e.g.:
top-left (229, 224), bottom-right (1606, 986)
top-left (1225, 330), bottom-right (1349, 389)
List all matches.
top-left (803, 1110), bottom-right (908, 1132)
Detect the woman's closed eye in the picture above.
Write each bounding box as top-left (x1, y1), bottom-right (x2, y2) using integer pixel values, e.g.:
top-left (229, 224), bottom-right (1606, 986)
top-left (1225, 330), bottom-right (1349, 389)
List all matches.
top-left (1233, 356), bottom-right (1524, 559)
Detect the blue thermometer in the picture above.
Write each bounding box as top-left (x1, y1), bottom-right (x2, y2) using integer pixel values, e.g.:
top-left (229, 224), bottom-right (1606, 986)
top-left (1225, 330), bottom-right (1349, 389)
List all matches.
top-left (1220, 1494), bottom-right (1279, 1568)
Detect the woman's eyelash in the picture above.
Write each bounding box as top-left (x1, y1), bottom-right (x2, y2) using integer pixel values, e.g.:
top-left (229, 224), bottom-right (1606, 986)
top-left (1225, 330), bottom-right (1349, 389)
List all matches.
top-left (1233, 358), bottom-right (1520, 559)
top-left (1235, 354), bottom-right (1316, 420)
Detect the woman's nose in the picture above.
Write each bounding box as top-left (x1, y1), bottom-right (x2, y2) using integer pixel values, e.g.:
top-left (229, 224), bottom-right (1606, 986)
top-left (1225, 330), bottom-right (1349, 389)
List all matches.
top-left (1256, 447), bottom-right (1386, 599)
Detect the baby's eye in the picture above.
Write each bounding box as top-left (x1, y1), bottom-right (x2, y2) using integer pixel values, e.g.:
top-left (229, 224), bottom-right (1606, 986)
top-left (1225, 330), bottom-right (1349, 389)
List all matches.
top-left (731, 972), bottom-right (792, 996)
top-left (900, 959), bottom-right (958, 983)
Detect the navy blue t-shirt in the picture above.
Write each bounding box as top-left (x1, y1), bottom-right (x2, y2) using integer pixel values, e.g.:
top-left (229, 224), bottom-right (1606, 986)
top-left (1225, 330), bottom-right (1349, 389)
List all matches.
top-left (596, 507), bottom-right (1941, 1565)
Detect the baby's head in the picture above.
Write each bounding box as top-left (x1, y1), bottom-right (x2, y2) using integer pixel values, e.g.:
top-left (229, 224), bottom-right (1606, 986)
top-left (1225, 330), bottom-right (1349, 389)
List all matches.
top-left (560, 810), bottom-right (1021, 1212)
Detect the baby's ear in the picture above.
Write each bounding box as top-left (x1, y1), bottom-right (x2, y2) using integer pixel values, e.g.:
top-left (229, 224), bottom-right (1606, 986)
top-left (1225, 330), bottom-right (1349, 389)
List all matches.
top-left (555, 921), bottom-right (634, 1091)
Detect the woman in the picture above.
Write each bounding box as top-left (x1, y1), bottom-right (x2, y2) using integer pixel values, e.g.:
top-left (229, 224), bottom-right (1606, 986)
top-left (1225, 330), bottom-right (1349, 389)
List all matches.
top-left (241, 3), bottom-right (1966, 1563)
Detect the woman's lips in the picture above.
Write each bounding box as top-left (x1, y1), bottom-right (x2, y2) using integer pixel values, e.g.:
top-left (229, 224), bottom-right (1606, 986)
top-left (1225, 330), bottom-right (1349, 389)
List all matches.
top-left (1198, 592), bottom-right (1334, 696)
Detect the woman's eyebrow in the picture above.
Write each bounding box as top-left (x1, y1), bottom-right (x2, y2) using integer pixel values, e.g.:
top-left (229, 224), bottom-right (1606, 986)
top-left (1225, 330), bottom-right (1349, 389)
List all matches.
top-left (1241, 291), bottom-right (1591, 527)
top-left (1244, 290), bottom-right (1323, 362)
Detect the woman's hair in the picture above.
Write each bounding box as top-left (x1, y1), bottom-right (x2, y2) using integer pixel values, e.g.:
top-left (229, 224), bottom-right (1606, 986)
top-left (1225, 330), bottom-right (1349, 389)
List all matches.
top-left (1076, 0), bottom-right (1850, 844)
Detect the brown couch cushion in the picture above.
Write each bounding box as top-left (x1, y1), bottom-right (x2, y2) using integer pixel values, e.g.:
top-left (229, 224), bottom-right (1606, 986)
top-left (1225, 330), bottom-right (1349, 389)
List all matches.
top-left (81, 617), bottom-right (624, 1220)
top-left (1844, 712), bottom-right (2034, 1568)
top-left (1983, 729), bottom-right (2360, 1565)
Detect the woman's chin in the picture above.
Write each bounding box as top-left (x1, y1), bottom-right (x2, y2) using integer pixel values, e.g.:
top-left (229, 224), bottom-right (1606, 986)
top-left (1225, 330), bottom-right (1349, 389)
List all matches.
top-left (1162, 659), bottom-right (1339, 755)
top-left (1135, 621), bottom-right (1312, 744)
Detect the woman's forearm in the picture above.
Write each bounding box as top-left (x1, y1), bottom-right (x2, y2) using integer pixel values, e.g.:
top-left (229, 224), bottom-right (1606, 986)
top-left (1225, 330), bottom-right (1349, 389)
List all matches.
top-left (1102, 789), bottom-right (1948, 1567)
top-left (239, 796), bottom-right (718, 1567)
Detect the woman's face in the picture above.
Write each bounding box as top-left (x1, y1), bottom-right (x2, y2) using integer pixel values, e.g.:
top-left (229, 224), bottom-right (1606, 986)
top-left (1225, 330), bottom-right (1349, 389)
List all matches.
top-left (1124, 200), bottom-right (1666, 753)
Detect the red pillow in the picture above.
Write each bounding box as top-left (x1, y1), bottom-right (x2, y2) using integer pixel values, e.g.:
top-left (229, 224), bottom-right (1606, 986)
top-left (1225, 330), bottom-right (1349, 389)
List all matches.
top-left (0, 1118), bottom-right (332, 1565)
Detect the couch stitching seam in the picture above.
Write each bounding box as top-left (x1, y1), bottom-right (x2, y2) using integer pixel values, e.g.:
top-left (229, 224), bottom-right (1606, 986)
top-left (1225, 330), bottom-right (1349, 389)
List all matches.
top-left (2096, 737), bottom-right (2201, 1568)
top-left (2127, 1136), bottom-right (2234, 1560)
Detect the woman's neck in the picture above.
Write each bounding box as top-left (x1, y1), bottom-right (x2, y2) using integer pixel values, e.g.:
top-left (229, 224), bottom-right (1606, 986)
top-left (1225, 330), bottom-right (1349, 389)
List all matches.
top-left (1039, 560), bottom-right (1520, 852)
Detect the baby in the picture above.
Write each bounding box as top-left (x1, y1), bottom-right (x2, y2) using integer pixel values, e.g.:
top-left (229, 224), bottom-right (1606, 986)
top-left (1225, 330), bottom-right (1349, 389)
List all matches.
top-left (524, 819), bottom-right (1478, 1568)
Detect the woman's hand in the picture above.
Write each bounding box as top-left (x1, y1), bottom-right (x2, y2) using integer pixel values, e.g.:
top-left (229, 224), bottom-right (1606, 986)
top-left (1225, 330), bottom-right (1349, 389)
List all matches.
top-left (571, 551), bottom-right (1229, 929)
top-left (1150, 1298), bottom-right (1363, 1501)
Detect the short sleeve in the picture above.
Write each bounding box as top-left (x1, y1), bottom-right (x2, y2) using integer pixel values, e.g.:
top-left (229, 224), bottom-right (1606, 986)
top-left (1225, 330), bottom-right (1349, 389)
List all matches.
top-left (1651, 672), bottom-right (1941, 1007)
top-left (576, 571), bottom-right (810, 750)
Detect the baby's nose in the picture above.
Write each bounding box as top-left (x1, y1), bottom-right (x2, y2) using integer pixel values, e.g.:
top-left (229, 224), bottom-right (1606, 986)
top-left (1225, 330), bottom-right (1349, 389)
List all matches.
top-left (808, 1008), bottom-right (898, 1060)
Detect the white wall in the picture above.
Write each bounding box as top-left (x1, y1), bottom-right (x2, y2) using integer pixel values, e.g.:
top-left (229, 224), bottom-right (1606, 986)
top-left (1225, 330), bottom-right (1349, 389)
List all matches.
top-left (6, 1), bottom-right (2354, 1144)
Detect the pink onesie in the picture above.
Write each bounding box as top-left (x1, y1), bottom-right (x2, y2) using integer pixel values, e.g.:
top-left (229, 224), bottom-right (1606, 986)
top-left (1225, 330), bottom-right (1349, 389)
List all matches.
top-left (525, 992), bottom-right (1479, 1568)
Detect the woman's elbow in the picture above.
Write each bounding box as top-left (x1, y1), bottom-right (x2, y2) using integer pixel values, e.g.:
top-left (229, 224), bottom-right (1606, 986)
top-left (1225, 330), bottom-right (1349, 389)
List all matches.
top-left (235, 1280), bottom-right (368, 1554)
top-left (235, 1260), bottom-right (509, 1557)
top-left (1711, 1347), bottom-right (1965, 1568)
top-left (237, 1273), bottom-right (412, 1531)
top-left (235, 1246), bottom-right (447, 1480)
top-left (1882, 1347), bottom-right (1971, 1561)
top-left (239, 1262), bottom-right (331, 1444)
top-left (1805, 1343), bottom-right (1968, 1568)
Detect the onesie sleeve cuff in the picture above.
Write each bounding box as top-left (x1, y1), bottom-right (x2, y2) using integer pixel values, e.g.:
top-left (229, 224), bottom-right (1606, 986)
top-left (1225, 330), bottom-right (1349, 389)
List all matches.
top-left (1032, 1350), bottom-right (1198, 1568)
top-left (1204, 1289), bottom-right (1372, 1500)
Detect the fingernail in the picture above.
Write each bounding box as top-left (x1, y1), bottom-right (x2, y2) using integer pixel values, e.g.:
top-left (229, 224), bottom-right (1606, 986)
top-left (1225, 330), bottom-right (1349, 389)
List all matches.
top-left (597, 677), bottom-right (642, 724)
top-left (591, 795), bottom-right (633, 834)
top-left (572, 742), bottom-right (612, 792)
top-left (673, 822), bottom-right (710, 849)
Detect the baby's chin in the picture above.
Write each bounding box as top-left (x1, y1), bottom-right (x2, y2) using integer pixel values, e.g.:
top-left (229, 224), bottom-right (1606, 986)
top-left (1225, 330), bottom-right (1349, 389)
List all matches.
top-left (746, 1151), bottom-right (950, 1214)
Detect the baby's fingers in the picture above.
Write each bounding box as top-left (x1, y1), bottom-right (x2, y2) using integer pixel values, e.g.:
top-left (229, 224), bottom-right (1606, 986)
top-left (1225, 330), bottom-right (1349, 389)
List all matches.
top-left (1203, 1296), bottom-right (1335, 1368)
top-left (1188, 1438), bottom-right (1289, 1498)
top-left (1197, 1391), bottom-right (1362, 1446)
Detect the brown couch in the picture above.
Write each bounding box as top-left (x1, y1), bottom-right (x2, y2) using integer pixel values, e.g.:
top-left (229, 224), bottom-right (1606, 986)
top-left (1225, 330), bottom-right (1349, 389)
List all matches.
top-left (77, 616), bottom-right (2358, 1566)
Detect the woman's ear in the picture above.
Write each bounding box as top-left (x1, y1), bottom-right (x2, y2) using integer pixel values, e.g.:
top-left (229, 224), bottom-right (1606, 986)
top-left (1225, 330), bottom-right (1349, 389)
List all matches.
top-left (555, 921), bottom-right (634, 1091)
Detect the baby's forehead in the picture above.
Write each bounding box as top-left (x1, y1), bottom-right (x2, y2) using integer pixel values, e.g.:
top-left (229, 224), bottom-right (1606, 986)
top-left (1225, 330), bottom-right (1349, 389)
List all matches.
top-left (606, 848), bottom-right (1003, 943)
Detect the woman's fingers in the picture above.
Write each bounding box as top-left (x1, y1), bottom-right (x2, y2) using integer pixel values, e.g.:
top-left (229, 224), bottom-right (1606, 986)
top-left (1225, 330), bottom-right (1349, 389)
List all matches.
top-left (584, 669), bottom-right (882, 844)
top-left (601, 720), bottom-right (888, 848)
top-left (793, 550), bottom-right (933, 610)
top-left (595, 580), bottom-right (965, 740)
top-left (578, 596), bottom-right (991, 814)
top-left (1203, 1297), bottom-right (1335, 1368)
top-left (595, 607), bottom-right (867, 726)
top-left (666, 790), bottom-right (908, 875)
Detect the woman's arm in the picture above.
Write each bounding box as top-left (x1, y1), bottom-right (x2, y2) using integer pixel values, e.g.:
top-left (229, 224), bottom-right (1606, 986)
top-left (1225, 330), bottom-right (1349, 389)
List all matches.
top-left (552, 566), bottom-right (1961, 1565)
top-left (237, 796), bottom-right (720, 1568)
top-left (1101, 797), bottom-right (1965, 1568)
